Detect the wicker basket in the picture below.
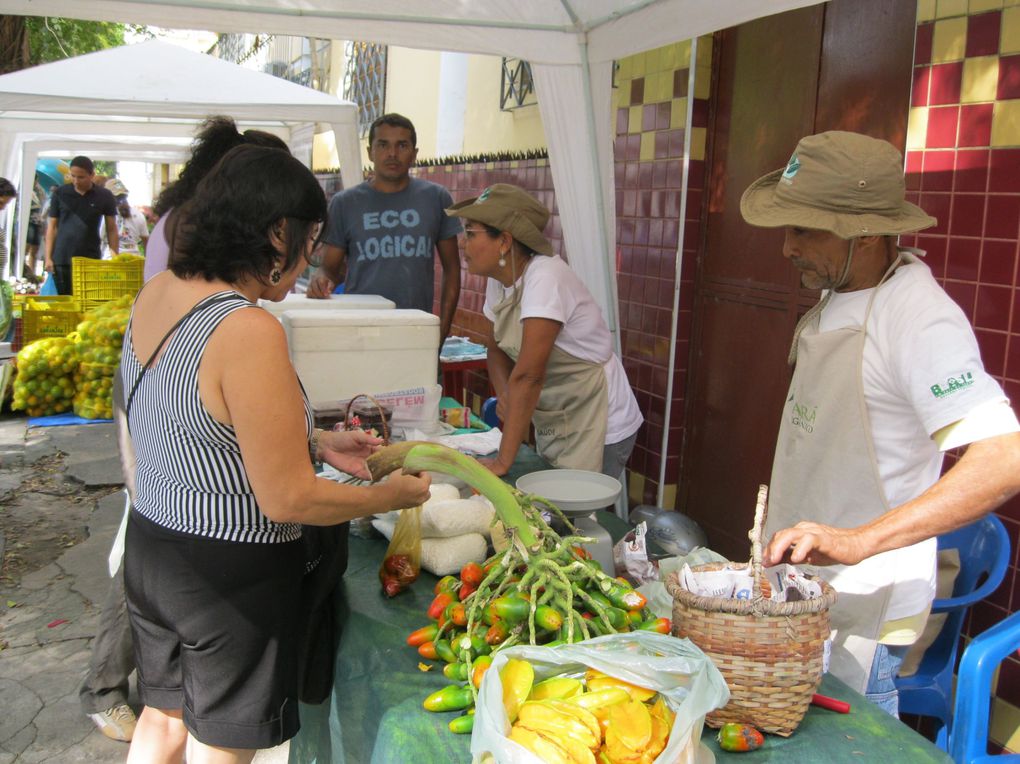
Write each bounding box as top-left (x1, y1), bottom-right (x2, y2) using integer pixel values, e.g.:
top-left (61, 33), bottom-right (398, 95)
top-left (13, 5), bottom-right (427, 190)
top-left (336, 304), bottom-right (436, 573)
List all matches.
top-left (342, 393), bottom-right (392, 444)
top-left (664, 485), bottom-right (838, 737)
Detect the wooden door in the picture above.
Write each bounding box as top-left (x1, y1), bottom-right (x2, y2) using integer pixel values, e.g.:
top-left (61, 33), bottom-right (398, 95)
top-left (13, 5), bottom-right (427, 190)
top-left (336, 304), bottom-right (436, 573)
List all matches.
top-left (679, 0), bottom-right (916, 558)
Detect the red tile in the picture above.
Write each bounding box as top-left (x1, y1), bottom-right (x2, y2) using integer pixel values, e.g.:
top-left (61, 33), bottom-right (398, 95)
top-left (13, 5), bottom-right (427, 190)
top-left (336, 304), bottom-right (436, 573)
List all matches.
top-left (613, 135), bottom-right (627, 162)
top-left (673, 68), bottom-right (689, 98)
top-left (966, 11), bottom-right (1002, 58)
top-left (944, 279), bottom-right (977, 318)
top-left (915, 22), bottom-right (934, 66)
top-left (634, 219), bottom-right (649, 246)
top-left (947, 236), bottom-right (982, 280)
top-left (638, 162), bottom-right (653, 190)
top-left (974, 284), bottom-right (1013, 331)
top-left (616, 107), bottom-right (629, 136)
top-left (619, 218), bottom-right (635, 244)
top-left (958, 103), bottom-right (993, 148)
top-left (651, 161), bottom-right (667, 189)
top-left (667, 129), bottom-right (686, 159)
top-left (986, 194), bottom-right (1020, 240)
top-left (920, 192), bottom-right (953, 234)
top-left (926, 106), bottom-right (960, 148)
top-left (929, 61), bottom-right (963, 105)
top-left (656, 102), bottom-right (671, 131)
top-left (917, 235), bottom-right (948, 279)
top-left (623, 161), bottom-right (639, 189)
top-left (989, 149), bottom-right (1020, 193)
top-left (950, 194), bottom-right (986, 237)
top-left (665, 160), bottom-right (683, 189)
top-left (975, 328), bottom-right (1007, 376)
top-left (626, 134), bottom-right (641, 161)
top-left (906, 150), bottom-right (924, 190)
top-left (654, 131), bottom-right (670, 160)
top-left (642, 103), bottom-right (657, 132)
top-left (980, 239), bottom-right (1019, 285)
top-left (692, 98), bottom-right (709, 128)
top-left (687, 160), bottom-right (705, 189)
top-left (997, 54), bottom-right (1020, 101)
top-left (955, 149), bottom-right (990, 193)
top-left (630, 77), bottom-right (645, 105)
top-left (912, 65), bottom-right (931, 107)
top-left (1014, 287), bottom-right (1020, 335)
top-left (648, 218), bottom-right (664, 247)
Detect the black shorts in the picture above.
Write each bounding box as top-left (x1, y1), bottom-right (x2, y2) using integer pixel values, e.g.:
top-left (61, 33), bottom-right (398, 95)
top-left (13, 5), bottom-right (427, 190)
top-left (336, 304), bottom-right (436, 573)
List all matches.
top-left (26, 221), bottom-right (40, 247)
top-left (124, 511), bottom-right (304, 749)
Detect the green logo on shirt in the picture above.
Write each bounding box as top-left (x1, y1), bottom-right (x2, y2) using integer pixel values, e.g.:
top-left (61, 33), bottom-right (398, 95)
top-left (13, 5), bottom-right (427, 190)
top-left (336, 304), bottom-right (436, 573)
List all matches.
top-left (790, 398), bottom-right (816, 433)
top-left (930, 372), bottom-right (974, 399)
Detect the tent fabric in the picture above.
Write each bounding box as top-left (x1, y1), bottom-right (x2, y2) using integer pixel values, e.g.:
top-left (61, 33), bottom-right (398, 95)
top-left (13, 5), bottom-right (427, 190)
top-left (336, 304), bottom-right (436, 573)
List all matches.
top-left (0, 40), bottom-right (363, 278)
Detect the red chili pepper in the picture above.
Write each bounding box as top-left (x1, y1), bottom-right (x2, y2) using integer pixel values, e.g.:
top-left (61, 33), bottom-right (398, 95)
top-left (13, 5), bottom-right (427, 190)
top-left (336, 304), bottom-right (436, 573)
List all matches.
top-left (460, 562), bottom-right (484, 587)
top-left (459, 583), bottom-right (477, 602)
top-left (407, 624), bottom-right (439, 647)
top-left (717, 723), bottom-right (764, 752)
top-left (427, 592), bottom-right (455, 621)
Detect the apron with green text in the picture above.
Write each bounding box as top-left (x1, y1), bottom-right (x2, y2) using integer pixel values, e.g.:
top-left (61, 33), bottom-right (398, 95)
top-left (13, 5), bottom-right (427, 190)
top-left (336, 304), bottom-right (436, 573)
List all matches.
top-left (491, 286), bottom-right (608, 472)
top-left (767, 254), bottom-right (911, 694)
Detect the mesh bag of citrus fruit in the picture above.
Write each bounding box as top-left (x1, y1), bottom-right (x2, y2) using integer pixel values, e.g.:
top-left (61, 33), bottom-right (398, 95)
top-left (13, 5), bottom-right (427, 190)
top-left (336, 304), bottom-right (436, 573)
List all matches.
top-left (72, 296), bottom-right (133, 420)
top-left (10, 337), bottom-right (78, 417)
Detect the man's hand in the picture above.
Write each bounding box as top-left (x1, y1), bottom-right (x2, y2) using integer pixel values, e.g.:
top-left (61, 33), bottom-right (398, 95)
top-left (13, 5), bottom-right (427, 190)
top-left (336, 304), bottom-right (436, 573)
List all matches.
top-left (763, 521), bottom-right (870, 567)
top-left (43, 256), bottom-right (54, 273)
top-left (306, 269), bottom-right (336, 299)
top-left (478, 455), bottom-right (513, 477)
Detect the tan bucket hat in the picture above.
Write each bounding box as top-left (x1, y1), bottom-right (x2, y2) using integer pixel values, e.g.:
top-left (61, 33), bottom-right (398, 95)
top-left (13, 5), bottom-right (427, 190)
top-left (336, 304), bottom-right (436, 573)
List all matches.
top-left (740, 131), bottom-right (935, 239)
top-left (446, 183), bottom-right (553, 255)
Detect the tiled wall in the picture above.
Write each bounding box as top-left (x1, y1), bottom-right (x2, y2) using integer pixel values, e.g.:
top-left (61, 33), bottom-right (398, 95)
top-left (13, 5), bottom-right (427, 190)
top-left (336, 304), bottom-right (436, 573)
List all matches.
top-left (905, 0), bottom-right (1020, 751)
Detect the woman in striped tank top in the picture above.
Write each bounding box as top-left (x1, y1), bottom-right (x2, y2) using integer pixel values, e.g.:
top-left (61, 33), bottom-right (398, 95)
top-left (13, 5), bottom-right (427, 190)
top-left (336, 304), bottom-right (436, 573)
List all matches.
top-left (121, 145), bottom-right (431, 764)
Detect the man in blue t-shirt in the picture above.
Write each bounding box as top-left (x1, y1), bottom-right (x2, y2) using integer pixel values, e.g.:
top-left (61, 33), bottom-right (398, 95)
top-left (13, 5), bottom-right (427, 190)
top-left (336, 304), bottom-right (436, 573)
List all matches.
top-left (308, 114), bottom-right (461, 346)
top-left (44, 156), bottom-right (118, 295)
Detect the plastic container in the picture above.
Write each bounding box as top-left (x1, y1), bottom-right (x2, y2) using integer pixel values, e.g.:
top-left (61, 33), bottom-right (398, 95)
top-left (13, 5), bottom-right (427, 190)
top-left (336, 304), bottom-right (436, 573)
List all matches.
top-left (259, 292), bottom-right (395, 319)
top-left (71, 256), bottom-right (143, 312)
top-left (282, 308), bottom-right (440, 406)
top-left (21, 301), bottom-right (82, 346)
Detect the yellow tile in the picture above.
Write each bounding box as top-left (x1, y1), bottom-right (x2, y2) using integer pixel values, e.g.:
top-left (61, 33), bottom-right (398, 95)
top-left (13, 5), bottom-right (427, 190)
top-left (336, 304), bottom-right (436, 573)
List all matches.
top-left (990, 697), bottom-right (1020, 750)
top-left (677, 39), bottom-right (693, 67)
top-left (696, 35), bottom-right (713, 67)
top-left (629, 104), bottom-right (643, 134)
top-left (662, 43), bottom-right (681, 71)
top-left (617, 56), bottom-right (632, 81)
top-left (932, 16), bottom-right (968, 61)
top-left (907, 106), bottom-right (930, 150)
top-left (970, 0), bottom-right (1003, 11)
top-left (661, 484), bottom-right (677, 511)
top-left (918, 0), bottom-right (937, 20)
top-left (612, 88), bottom-right (621, 112)
top-left (628, 472), bottom-right (645, 505)
top-left (690, 126), bottom-right (707, 161)
top-left (936, 0), bottom-right (969, 16)
top-left (991, 99), bottom-right (1020, 146)
top-left (962, 55), bottom-right (1000, 102)
top-left (670, 97), bottom-right (689, 129)
top-left (640, 131), bottom-right (656, 162)
top-left (647, 71), bottom-right (662, 103)
top-left (658, 71), bottom-right (674, 102)
top-left (536, 158), bottom-right (547, 167)
top-left (1004, 6), bottom-right (1020, 53)
top-left (694, 65), bottom-right (712, 100)
top-left (631, 51), bottom-right (647, 77)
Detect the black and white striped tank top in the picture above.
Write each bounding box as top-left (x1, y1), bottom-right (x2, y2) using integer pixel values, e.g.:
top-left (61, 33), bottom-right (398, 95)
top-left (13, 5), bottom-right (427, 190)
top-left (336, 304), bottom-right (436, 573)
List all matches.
top-left (121, 290), bottom-right (309, 543)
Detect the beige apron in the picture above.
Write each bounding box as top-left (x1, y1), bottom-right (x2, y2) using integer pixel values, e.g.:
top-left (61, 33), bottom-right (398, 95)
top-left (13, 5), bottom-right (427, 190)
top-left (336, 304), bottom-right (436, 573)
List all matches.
top-left (767, 254), bottom-right (909, 694)
top-left (491, 285), bottom-right (608, 472)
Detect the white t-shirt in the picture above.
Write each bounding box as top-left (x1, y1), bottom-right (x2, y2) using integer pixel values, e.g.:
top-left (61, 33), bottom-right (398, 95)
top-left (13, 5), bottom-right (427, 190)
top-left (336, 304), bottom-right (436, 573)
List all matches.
top-left (483, 254), bottom-right (643, 444)
top-left (104, 209), bottom-right (148, 256)
top-left (820, 256), bottom-right (1018, 619)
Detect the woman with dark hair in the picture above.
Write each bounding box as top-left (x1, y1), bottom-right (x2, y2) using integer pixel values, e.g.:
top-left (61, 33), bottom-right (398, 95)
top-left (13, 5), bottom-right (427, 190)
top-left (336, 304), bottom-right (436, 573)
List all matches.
top-left (123, 145), bottom-right (431, 763)
top-left (143, 115), bottom-right (289, 281)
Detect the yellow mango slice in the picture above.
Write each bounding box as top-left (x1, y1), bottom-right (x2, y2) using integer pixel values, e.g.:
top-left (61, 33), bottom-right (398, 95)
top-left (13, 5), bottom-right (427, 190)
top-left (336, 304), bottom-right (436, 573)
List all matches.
top-left (606, 701), bottom-right (653, 753)
top-left (649, 695), bottom-right (675, 728)
top-left (501, 659), bottom-right (535, 722)
top-left (519, 701), bottom-right (599, 749)
top-left (586, 673), bottom-right (657, 703)
top-left (530, 676), bottom-right (585, 701)
top-left (567, 686), bottom-right (631, 711)
top-left (604, 723), bottom-right (645, 764)
top-left (544, 699), bottom-right (602, 745)
top-left (646, 712), bottom-right (670, 759)
top-left (510, 724), bottom-right (572, 764)
top-left (519, 723), bottom-right (597, 764)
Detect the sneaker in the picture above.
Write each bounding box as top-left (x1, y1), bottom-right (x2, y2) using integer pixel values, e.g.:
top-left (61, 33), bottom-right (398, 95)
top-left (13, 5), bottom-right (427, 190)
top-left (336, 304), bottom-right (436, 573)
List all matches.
top-left (88, 703), bottom-right (137, 742)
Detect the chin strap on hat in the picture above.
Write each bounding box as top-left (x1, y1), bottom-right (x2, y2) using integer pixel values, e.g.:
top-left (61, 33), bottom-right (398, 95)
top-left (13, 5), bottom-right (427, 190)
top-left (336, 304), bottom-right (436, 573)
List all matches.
top-left (787, 239), bottom-right (857, 366)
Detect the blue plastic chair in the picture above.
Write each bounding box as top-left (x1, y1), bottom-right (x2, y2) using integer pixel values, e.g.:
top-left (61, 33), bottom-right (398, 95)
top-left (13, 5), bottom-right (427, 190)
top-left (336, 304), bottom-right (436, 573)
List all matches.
top-left (482, 396), bottom-right (501, 428)
top-left (895, 514), bottom-right (1011, 750)
top-left (949, 609), bottom-right (1020, 763)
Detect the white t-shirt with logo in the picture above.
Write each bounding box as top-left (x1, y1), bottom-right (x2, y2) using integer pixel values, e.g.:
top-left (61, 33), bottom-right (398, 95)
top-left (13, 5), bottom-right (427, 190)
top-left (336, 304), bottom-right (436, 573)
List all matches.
top-left (483, 254), bottom-right (643, 444)
top-left (819, 256), bottom-right (1018, 620)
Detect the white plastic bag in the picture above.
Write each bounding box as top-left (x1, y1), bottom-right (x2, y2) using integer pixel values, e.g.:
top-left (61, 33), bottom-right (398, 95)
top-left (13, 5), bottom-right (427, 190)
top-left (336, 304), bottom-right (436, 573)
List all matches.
top-left (470, 632), bottom-right (730, 764)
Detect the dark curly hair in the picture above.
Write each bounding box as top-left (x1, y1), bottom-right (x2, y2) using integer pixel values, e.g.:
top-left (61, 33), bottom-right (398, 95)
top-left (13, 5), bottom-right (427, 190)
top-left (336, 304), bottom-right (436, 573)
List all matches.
top-left (153, 115), bottom-right (289, 217)
top-left (169, 145), bottom-right (326, 285)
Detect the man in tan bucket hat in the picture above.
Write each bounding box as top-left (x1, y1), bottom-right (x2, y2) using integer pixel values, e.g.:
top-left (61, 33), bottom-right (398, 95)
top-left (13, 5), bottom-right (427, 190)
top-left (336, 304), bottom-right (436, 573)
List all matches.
top-left (740, 131), bottom-right (1020, 718)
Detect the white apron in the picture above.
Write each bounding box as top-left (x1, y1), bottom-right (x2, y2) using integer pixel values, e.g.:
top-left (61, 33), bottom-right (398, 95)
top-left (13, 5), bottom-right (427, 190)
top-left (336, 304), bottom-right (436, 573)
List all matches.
top-left (491, 285), bottom-right (608, 472)
top-left (767, 255), bottom-right (909, 694)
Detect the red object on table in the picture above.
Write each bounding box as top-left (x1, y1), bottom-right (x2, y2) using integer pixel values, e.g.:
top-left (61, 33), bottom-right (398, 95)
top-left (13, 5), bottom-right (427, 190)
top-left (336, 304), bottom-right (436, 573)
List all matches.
top-left (440, 357), bottom-right (489, 404)
top-left (811, 693), bottom-right (851, 713)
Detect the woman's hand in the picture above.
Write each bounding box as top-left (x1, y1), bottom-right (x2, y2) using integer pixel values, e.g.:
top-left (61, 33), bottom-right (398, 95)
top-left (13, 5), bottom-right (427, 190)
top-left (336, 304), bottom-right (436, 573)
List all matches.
top-left (319, 429), bottom-right (382, 480)
top-left (478, 455), bottom-right (512, 477)
top-left (763, 522), bottom-right (869, 567)
top-left (384, 471), bottom-right (433, 510)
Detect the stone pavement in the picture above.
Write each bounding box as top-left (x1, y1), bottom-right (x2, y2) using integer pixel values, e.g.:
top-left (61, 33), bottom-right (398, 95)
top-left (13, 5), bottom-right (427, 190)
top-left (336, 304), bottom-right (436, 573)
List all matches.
top-left (0, 415), bottom-right (288, 763)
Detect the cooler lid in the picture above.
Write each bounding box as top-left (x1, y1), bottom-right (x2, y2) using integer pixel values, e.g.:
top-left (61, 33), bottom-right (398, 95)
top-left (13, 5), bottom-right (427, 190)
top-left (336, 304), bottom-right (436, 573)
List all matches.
top-left (260, 293), bottom-right (396, 311)
top-left (281, 308), bottom-right (439, 328)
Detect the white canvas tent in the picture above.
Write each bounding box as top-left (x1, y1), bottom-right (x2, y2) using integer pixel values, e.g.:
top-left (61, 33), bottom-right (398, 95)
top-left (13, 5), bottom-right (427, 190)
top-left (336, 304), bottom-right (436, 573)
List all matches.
top-left (0, 40), bottom-right (363, 277)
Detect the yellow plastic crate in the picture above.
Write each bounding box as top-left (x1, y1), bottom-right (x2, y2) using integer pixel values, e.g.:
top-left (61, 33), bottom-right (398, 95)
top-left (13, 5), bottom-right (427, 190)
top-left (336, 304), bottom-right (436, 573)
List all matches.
top-left (72, 256), bottom-right (143, 312)
top-left (11, 294), bottom-right (79, 318)
top-left (21, 301), bottom-right (82, 345)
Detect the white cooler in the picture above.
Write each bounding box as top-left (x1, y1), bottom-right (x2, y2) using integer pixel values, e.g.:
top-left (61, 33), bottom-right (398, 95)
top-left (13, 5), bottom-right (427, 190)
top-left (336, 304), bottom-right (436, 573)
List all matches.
top-left (282, 309), bottom-right (439, 405)
top-left (259, 292), bottom-right (395, 319)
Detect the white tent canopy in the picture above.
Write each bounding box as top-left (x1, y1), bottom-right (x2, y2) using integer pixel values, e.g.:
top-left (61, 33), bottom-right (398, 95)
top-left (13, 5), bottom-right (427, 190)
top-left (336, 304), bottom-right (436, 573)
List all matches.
top-left (0, 40), bottom-right (363, 277)
top-left (0, 0), bottom-right (822, 331)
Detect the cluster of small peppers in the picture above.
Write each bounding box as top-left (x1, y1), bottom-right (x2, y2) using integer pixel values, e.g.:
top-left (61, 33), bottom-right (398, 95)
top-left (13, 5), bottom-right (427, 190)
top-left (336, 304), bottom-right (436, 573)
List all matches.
top-left (409, 557), bottom-right (670, 734)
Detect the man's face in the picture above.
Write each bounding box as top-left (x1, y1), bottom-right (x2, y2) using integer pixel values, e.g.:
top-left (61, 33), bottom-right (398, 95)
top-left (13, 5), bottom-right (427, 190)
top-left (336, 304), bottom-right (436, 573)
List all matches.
top-left (782, 227), bottom-right (852, 290)
top-left (69, 166), bottom-right (94, 194)
top-left (367, 124), bottom-right (417, 184)
top-left (117, 196), bottom-right (130, 216)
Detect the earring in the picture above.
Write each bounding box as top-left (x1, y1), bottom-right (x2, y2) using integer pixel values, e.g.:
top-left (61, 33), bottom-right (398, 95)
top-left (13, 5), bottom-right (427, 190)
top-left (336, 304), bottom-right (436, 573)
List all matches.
top-left (498, 251), bottom-right (507, 267)
top-left (270, 268), bottom-right (282, 285)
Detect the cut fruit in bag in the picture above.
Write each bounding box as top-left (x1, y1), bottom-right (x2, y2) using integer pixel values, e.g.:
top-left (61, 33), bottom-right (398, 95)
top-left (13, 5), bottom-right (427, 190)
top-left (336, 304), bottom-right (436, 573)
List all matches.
top-left (379, 504), bottom-right (422, 597)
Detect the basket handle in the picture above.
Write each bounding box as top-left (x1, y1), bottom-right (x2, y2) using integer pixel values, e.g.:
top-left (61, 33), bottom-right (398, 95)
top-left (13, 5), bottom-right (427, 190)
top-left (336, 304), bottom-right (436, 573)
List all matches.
top-left (748, 483), bottom-right (769, 601)
top-left (342, 393), bottom-right (391, 445)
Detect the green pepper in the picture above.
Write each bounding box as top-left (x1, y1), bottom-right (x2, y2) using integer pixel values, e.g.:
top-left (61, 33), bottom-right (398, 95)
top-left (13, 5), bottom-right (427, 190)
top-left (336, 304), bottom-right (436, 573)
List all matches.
top-left (443, 662), bottom-right (470, 681)
top-left (586, 590), bottom-right (614, 610)
top-left (491, 595), bottom-right (530, 624)
top-left (423, 684), bottom-right (474, 713)
top-left (717, 723), bottom-right (764, 751)
top-left (434, 639), bottom-right (458, 664)
top-left (448, 713), bottom-right (475, 734)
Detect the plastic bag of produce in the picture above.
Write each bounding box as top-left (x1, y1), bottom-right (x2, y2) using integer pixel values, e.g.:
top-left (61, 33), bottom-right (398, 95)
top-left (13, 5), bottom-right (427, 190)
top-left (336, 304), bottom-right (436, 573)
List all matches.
top-left (471, 632), bottom-right (729, 764)
top-left (378, 503), bottom-right (422, 597)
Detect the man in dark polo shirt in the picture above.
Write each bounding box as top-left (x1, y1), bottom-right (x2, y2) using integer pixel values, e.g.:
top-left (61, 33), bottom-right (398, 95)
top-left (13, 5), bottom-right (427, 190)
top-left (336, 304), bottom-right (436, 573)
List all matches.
top-left (44, 156), bottom-right (118, 295)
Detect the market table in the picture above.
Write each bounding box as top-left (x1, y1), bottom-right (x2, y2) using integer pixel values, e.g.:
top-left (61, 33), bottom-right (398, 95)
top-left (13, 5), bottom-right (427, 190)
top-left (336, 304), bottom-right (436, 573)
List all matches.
top-left (290, 452), bottom-right (951, 764)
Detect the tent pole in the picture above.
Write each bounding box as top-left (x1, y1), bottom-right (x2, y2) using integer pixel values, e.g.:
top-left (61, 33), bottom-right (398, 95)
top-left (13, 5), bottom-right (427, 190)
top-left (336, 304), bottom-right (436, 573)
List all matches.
top-left (656, 38), bottom-right (698, 511)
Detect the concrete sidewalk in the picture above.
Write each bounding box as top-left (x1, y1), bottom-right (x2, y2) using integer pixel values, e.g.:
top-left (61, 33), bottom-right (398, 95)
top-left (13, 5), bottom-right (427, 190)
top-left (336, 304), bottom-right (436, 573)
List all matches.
top-left (0, 416), bottom-right (288, 763)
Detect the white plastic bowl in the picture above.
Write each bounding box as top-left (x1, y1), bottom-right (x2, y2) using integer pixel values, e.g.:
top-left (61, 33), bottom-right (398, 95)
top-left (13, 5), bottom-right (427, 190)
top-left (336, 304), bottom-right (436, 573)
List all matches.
top-left (515, 469), bottom-right (621, 515)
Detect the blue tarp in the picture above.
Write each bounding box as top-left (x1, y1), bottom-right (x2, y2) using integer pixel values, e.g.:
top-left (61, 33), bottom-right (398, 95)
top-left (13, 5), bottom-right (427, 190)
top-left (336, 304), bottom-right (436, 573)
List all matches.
top-left (28, 412), bottom-right (112, 427)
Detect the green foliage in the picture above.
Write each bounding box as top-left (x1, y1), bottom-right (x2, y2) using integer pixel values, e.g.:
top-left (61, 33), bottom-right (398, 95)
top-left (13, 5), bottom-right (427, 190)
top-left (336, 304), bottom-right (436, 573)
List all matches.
top-left (25, 17), bottom-right (128, 65)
